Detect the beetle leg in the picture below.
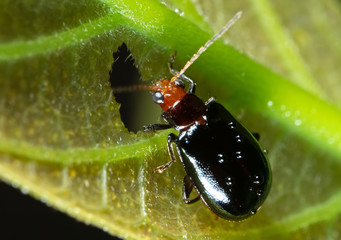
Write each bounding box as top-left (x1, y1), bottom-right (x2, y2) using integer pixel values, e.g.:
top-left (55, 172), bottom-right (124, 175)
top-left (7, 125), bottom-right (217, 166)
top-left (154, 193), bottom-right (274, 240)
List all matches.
top-left (144, 124), bottom-right (172, 131)
top-left (252, 132), bottom-right (260, 141)
top-left (205, 97), bottom-right (216, 106)
top-left (177, 74), bottom-right (196, 94)
top-left (168, 57), bottom-right (196, 94)
top-left (153, 133), bottom-right (178, 173)
top-left (183, 175), bottom-right (200, 204)
top-left (169, 69), bottom-right (196, 94)
top-left (168, 50), bottom-right (177, 70)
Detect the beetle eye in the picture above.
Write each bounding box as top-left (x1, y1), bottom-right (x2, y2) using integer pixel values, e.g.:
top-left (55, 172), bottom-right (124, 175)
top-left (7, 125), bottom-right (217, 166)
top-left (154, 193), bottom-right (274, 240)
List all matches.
top-left (152, 91), bottom-right (164, 104)
top-left (174, 79), bottom-right (185, 88)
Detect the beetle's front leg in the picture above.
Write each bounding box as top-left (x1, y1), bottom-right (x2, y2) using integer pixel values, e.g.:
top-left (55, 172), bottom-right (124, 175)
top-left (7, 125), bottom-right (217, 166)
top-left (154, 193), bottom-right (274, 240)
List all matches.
top-left (153, 133), bottom-right (178, 173)
top-left (168, 50), bottom-right (177, 72)
top-left (144, 124), bottom-right (172, 131)
top-left (168, 52), bottom-right (196, 94)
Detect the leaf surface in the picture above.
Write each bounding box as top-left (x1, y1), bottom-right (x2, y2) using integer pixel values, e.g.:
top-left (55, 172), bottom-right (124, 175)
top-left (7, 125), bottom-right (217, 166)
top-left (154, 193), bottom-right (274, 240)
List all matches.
top-left (1, 0), bottom-right (341, 239)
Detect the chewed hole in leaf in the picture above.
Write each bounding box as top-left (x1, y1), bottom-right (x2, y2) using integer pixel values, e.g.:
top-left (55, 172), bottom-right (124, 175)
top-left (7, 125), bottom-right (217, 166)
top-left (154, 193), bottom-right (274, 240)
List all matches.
top-left (109, 43), bottom-right (160, 133)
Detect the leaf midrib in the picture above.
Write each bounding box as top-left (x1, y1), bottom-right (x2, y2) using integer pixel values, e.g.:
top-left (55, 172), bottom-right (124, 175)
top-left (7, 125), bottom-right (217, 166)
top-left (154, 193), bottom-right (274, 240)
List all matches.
top-left (0, 131), bottom-right (169, 164)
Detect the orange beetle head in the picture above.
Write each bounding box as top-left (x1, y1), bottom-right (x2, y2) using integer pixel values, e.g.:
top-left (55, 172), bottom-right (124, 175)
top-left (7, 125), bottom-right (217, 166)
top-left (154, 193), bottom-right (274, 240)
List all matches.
top-left (151, 79), bottom-right (187, 111)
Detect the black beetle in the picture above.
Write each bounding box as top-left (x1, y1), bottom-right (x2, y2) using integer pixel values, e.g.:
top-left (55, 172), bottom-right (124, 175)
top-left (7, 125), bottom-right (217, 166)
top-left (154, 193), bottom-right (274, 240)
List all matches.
top-left (144, 11), bottom-right (272, 220)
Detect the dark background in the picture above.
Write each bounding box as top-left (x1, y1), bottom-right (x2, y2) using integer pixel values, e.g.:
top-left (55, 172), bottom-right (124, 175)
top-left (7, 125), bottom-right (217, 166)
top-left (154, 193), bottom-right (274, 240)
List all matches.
top-left (0, 181), bottom-right (122, 240)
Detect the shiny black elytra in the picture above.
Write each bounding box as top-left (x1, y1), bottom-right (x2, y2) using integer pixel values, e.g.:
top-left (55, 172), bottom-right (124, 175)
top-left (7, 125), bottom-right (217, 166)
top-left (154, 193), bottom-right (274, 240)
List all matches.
top-left (143, 12), bottom-right (272, 220)
top-left (179, 97), bottom-right (271, 220)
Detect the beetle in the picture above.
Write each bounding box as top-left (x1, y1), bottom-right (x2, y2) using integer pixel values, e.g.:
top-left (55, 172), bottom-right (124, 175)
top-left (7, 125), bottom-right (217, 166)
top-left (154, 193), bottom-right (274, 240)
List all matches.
top-left (143, 11), bottom-right (272, 220)
top-left (113, 11), bottom-right (272, 220)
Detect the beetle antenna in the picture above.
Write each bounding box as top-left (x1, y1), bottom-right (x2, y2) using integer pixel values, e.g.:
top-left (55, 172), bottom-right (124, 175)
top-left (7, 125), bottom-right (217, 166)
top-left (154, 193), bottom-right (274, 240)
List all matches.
top-left (112, 84), bottom-right (154, 93)
top-left (170, 11), bottom-right (242, 83)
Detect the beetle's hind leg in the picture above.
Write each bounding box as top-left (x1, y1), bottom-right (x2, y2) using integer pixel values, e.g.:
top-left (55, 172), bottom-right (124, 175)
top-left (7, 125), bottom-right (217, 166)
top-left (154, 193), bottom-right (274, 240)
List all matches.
top-left (183, 175), bottom-right (200, 204)
top-left (153, 133), bottom-right (178, 173)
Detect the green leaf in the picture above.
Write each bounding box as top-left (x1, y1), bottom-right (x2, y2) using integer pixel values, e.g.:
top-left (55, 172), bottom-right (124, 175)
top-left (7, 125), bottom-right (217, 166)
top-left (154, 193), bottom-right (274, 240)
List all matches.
top-left (1, 0), bottom-right (341, 239)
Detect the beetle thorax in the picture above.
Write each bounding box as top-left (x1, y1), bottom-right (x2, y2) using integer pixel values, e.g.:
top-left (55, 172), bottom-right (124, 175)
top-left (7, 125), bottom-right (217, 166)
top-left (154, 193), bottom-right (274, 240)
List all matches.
top-left (164, 94), bottom-right (207, 129)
